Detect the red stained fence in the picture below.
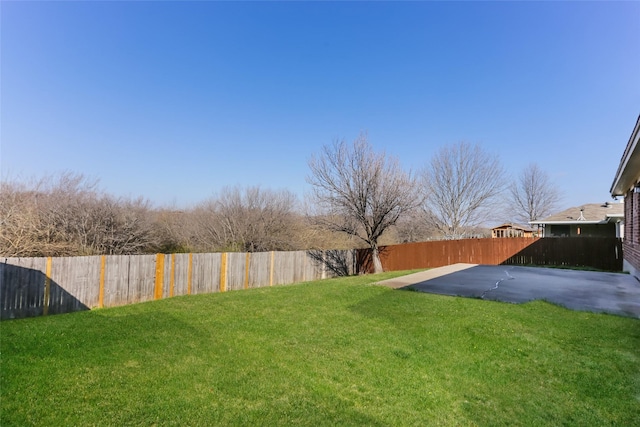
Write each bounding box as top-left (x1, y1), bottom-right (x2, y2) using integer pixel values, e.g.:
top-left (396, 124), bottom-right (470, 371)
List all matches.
top-left (357, 237), bottom-right (623, 273)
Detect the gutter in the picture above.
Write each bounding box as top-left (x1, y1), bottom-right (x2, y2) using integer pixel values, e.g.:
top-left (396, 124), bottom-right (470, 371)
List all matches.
top-left (605, 214), bottom-right (624, 221)
top-left (530, 214), bottom-right (623, 226)
top-left (610, 114), bottom-right (640, 196)
top-left (529, 220), bottom-right (608, 225)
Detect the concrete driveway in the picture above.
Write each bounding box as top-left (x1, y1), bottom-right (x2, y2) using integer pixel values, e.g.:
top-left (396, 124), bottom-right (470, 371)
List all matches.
top-left (377, 264), bottom-right (640, 319)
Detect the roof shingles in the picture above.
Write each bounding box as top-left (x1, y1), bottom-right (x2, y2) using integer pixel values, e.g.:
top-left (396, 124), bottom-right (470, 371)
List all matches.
top-left (535, 202), bottom-right (623, 223)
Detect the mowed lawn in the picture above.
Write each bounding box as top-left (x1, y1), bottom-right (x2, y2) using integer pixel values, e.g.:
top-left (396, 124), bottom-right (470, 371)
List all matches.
top-left (2, 271), bottom-right (639, 426)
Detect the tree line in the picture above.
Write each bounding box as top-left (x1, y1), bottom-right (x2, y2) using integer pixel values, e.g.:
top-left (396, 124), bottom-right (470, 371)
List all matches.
top-left (1, 137), bottom-right (560, 269)
top-left (0, 174), bottom-right (327, 257)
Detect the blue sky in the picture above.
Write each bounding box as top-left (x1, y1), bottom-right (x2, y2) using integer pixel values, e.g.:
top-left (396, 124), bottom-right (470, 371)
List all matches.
top-left (2, 1), bottom-right (638, 213)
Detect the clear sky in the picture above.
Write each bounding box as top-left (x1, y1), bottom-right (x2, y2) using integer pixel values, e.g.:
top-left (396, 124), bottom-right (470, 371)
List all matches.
top-left (1, 1), bottom-right (638, 214)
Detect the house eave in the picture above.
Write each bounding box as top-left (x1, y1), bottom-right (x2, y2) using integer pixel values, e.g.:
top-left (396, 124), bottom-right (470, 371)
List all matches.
top-left (529, 220), bottom-right (608, 226)
top-left (610, 114), bottom-right (640, 196)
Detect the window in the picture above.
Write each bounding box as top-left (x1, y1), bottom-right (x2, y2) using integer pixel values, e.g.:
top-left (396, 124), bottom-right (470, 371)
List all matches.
top-left (551, 225), bottom-right (570, 237)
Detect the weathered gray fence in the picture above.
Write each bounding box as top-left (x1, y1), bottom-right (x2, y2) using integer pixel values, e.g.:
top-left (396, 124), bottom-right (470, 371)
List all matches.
top-left (0, 250), bottom-right (356, 320)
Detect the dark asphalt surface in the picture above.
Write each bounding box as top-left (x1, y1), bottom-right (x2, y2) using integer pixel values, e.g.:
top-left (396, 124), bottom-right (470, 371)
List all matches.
top-left (384, 265), bottom-right (640, 318)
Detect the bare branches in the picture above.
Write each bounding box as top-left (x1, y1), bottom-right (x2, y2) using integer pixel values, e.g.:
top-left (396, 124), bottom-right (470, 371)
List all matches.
top-left (3, 142), bottom-right (547, 258)
top-left (509, 163), bottom-right (560, 223)
top-left (189, 186), bottom-right (301, 253)
top-left (307, 134), bottom-right (421, 272)
top-left (0, 173), bottom-right (160, 256)
top-left (421, 142), bottom-right (505, 239)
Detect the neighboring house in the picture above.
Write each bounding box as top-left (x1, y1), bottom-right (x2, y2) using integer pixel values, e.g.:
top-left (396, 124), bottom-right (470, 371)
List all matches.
top-left (529, 202), bottom-right (624, 238)
top-left (491, 223), bottom-right (534, 238)
top-left (610, 114), bottom-right (640, 279)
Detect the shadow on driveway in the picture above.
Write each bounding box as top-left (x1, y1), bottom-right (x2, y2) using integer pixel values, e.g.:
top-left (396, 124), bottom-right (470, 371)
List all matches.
top-left (377, 264), bottom-right (640, 319)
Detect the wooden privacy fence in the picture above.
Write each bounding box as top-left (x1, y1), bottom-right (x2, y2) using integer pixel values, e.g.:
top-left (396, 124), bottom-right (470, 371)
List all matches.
top-left (358, 237), bottom-right (623, 273)
top-left (0, 250), bottom-right (355, 320)
top-left (3, 238), bottom-right (623, 319)
top-left (501, 237), bottom-right (623, 270)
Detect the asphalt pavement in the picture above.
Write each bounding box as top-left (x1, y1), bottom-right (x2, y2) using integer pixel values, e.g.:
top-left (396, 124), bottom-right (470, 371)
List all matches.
top-left (377, 264), bottom-right (640, 318)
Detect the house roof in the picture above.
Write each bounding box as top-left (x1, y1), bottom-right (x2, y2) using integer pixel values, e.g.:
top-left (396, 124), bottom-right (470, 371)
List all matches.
top-left (610, 114), bottom-right (640, 196)
top-left (491, 223), bottom-right (533, 232)
top-left (529, 202), bottom-right (624, 225)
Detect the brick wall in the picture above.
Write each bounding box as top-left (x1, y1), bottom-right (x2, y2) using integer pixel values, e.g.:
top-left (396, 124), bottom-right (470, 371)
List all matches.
top-left (623, 188), bottom-right (640, 278)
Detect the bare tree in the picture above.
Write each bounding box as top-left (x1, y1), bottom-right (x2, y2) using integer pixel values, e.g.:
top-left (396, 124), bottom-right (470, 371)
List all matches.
top-left (0, 173), bottom-right (160, 256)
top-left (0, 179), bottom-right (58, 257)
top-left (307, 134), bottom-right (421, 273)
top-left (509, 163), bottom-right (560, 223)
top-left (421, 142), bottom-right (505, 239)
top-left (94, 196), bottom-right (160, 255)
top-left (218, 186), bottom-right (301, 252)
top-left (189, 186), bottom-right (301, 252)
top-left (393, 209), bottom-right (439, 243)
top-left (154, 208), bottom-right (194, 253)
top-left (0, 173), bottom-right (98, 256)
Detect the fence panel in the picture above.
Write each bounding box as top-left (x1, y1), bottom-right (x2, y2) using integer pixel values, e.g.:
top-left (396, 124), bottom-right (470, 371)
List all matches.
top-left (49, 256), bottom-right (99, 314)
top-left (293, 251), bottom-right (310, 283)
top-left (369, 238), bottom-right (538, 271)
top-left (129, 254), bottom-right (156, 305)
top-left (359, 237), bottom-right (622, 273)
top-left (248, 252), bottom-right (272, 288)
top-left (300, 251), bottom-right (319, 282)
top-left (191, 253), bottom-right (221, 295)
top-left (103, 255), bottom-right (130, 308)
top-left (273, 252), bottom-right (294, 286)
top-left (173, 253), bottom-right (191, 296)
top-left (226, 252), bottom-right (247, 291)
top-left (191, 253), bottom-right (210, 295)
top-left (502, 237), bottom-right (623, 271)
top-left (1, 257), bottom-right (48, 319)
top-left (2, 249), bottom-right (357, 319)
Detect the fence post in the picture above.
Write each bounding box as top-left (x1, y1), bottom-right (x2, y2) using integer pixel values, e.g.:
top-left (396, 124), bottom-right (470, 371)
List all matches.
top-left (244, 253), bottom-right (250, 290)
top-left (220, 253), bottom-right (227, 292)
top-left (154, 254), bottom-right (164, 300)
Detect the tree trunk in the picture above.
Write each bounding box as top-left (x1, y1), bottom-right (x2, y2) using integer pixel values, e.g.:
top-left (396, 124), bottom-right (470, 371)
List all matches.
top-left (371, 245), bottom-right (384, 274)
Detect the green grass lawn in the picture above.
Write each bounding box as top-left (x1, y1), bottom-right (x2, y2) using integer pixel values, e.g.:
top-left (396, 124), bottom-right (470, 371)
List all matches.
top-left (2, 271), bottom-right (639, 426)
